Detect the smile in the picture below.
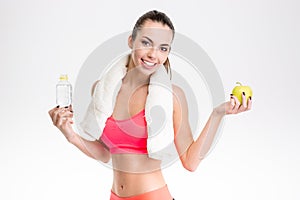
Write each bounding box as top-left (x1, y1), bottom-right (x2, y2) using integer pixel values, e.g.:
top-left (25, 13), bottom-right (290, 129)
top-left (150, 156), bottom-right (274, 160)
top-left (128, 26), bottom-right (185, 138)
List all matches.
top-left (142, 59), bottom-right (156, 68)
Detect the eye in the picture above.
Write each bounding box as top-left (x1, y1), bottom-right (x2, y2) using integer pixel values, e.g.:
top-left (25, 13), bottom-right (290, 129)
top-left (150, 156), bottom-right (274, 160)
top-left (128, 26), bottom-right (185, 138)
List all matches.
top-left (160, 47), bottom-right (169, 52)
top-left (141, 40), bottom-right (151, 47)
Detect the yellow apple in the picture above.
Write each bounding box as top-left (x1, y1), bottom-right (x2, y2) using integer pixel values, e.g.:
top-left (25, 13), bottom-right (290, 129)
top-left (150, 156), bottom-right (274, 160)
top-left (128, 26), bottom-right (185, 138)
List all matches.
top-left (232, 82), bottom-right (252, 104)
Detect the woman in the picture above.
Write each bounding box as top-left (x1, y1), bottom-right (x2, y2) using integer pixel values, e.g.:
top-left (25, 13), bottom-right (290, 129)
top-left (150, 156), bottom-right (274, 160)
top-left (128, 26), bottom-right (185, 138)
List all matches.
top-left (49, 10), bottom-right (252, 200)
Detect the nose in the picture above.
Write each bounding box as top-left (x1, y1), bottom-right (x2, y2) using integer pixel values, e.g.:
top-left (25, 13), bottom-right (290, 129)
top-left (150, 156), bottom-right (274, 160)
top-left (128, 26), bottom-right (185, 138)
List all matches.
top-left (147, 47), bottom-right (158, 60)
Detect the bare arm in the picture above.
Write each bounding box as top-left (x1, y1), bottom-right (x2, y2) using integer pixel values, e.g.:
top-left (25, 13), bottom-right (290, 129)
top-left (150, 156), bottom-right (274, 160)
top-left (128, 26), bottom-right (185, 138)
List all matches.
top-left (173, 85), bottom-right (252, 172)
top-left (48, 106), bottom-right (111, 162)
top-left (48, 80), bottom-right (111, 163)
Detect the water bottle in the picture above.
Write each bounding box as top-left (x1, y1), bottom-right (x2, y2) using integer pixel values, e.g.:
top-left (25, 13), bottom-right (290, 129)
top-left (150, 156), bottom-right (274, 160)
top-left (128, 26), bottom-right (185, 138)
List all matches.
top-left (56, 74), bottom-right (72, 107)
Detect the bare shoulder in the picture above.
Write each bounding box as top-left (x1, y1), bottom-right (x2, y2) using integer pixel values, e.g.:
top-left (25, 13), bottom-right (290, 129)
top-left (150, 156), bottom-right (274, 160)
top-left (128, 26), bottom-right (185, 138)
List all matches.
top-left (172, 84), bottom-right (188, 111)
top-left (172, 84), bottom-right (187, 101)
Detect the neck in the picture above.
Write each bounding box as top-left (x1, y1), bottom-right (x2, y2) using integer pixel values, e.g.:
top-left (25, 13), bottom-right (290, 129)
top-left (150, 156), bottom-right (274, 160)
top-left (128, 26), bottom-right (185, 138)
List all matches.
top-left (123, 57), bottom-right (150, 88)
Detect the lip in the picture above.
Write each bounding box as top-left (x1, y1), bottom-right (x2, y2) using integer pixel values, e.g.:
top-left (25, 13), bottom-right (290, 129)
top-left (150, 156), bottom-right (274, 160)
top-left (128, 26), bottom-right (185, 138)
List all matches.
top-left (141, 58), bottom-right (157, 69)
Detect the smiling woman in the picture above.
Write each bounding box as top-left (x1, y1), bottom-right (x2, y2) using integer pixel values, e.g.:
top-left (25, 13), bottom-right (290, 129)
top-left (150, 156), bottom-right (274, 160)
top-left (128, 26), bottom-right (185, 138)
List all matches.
top-left (48, 10), bottom-right (252, 200)
top-left (128, 18), bottom-right (173, 76)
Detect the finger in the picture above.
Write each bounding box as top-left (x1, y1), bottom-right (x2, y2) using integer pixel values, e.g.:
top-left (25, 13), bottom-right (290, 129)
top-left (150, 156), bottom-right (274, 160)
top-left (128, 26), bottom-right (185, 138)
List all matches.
top-left (229, 96), bottom-right (235, 113)
top-left (61, 105), bottom-right (73, 113)
top-left (56, 110), bottom-right (71, 127)
top-left (58, 109), bottom-right (74, 125)
top-left (61, 109), bottom-right (74, 118)
top-left (238, 92), bottom-right (247, 112)
top-left (242, 92), bottom-right (247, 108)
top-left (69, 104), bottom-right (73, 112)
top-left (231, 95), bottom-right (240, 113)
top-left (56, 115), bottom-right (66, 128)
top-left (52, 107), bottom-right (62, 125)
top-left (58, 117), bottom-right (71, 129)
top-left (230, 95), bottom-right (235, 107)
top-left (54, 108), bottom-right (68, 126)
top-left (59, 116), bottom-right (73, 130)
top-left (247, 96), bottom-right (252, 110)
top-left (48, 105), bottom-right (59, 117)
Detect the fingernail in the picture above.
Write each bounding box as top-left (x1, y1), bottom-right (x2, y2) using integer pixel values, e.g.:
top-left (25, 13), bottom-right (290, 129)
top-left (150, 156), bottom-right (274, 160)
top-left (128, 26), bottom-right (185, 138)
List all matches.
top-left (249, 96), bottom-right (252, 100)
top-left (64, 106), bottom-right (69, 108)
top-left (70, 110), bottom-right (73, 113)
top-left (56, 105), bottom-right (59, 108)
top-left (230, 94), bottom-right (233, 96)
top-left (242, 92), bottom-right (245, 96)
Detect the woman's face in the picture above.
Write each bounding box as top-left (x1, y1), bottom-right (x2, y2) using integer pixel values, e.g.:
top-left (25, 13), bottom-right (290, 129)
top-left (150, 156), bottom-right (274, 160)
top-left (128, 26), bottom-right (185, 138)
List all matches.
top-left (128, 20), bottom-right (173, 74)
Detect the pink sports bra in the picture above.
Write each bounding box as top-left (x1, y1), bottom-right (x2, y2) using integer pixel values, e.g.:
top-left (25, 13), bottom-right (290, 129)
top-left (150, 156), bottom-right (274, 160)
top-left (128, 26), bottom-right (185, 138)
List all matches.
top-left (100, 109), bottom-right (148, 154)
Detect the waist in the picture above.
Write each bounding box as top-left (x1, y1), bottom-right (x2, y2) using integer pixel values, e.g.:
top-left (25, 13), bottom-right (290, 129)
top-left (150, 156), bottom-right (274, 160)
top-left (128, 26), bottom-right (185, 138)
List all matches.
top-left (111, 154), bottom-right (161, 173)
top-left (112, 170), bottom-right (168, 199)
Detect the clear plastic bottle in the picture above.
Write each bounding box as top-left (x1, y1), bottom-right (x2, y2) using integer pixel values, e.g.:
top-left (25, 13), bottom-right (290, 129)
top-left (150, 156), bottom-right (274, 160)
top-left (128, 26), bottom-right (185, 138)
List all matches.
top-left (56, 74), bottom-right (72, 107)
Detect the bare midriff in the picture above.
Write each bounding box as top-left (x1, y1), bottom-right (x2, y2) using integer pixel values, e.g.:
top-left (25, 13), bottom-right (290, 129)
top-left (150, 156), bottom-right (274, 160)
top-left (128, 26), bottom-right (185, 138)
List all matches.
top-left (111, 154), bottom-right (166, 197)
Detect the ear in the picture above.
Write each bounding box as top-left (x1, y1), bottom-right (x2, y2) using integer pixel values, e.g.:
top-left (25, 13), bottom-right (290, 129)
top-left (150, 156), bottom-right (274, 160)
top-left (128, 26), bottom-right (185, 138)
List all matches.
top-left (128, 35), bottom-right (133, 49)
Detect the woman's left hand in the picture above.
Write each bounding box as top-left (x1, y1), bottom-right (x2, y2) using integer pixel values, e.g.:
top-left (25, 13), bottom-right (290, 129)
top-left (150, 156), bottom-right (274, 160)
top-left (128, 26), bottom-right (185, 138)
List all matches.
top-left (214, 93), bottom-right (252, 116)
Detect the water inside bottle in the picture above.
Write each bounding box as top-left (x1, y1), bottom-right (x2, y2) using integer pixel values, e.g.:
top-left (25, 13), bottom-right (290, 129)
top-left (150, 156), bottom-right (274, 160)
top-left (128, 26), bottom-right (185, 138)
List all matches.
top-left (56, 84), bottom-right (72, 107)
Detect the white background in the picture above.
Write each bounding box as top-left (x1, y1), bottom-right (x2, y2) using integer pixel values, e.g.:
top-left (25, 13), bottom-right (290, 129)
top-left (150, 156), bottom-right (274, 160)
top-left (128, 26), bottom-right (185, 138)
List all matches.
top-left (1, 0), bottom-right (299, 199)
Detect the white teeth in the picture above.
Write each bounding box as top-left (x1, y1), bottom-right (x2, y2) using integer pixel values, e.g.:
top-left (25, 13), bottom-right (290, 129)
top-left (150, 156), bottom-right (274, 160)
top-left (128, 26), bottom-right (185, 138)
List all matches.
top-left (143, 60), bottom-right (155, 66)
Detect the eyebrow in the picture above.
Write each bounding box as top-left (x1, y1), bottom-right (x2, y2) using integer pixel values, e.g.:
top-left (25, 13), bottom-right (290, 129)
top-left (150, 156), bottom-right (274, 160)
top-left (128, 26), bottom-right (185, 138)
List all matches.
top-left (142, 36), bottom-right (170, 47)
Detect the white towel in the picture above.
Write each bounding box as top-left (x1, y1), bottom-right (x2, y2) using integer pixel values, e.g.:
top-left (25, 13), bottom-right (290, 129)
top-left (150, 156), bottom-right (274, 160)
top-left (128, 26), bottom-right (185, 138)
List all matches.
top-left (80, 55), bottom-right (176, 161)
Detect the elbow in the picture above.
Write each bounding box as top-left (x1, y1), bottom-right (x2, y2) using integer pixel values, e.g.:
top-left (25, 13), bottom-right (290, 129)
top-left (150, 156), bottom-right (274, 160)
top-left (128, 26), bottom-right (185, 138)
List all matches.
top-left (183, 162), bottom-right (198, 172)
top-left (98, 158), bottom-right (110, 164)
top-left (94, 154), bottom-right (111, 163)
top-left (101, 154), bottom-right (111, 163)
top-left (95, 150), bottom-right (111, 163)
top-left (181, 155), bottom-right (202, 172)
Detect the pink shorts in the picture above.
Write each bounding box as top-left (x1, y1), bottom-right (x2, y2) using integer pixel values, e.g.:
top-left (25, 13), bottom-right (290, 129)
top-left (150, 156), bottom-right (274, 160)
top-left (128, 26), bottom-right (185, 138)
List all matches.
top-left (110, 185), bottom-right (174, 200)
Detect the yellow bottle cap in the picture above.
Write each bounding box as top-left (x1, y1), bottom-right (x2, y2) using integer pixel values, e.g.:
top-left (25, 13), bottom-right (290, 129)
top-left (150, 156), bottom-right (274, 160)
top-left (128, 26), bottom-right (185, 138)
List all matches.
top-left (59, 74), bottom-right (68, 81)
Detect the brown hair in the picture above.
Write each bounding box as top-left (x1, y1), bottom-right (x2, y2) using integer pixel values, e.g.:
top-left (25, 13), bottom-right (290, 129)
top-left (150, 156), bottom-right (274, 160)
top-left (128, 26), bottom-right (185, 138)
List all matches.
top-left (132, 10), bottom-right (175, 79)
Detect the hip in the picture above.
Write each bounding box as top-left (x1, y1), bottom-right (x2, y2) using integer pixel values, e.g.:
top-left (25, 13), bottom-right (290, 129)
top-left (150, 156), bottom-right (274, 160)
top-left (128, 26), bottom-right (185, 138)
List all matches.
top-left (110, 185), bottom-right (174, 200)
top-left (112, 169), bottom-right (166, 197)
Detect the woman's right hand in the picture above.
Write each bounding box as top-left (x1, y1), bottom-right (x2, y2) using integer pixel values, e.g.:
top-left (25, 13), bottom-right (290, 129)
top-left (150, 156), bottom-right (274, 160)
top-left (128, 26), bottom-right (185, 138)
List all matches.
top-left (48, 105), bottom-right (75, 142)
top-left (48, 105), bottom-right (111, 162)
